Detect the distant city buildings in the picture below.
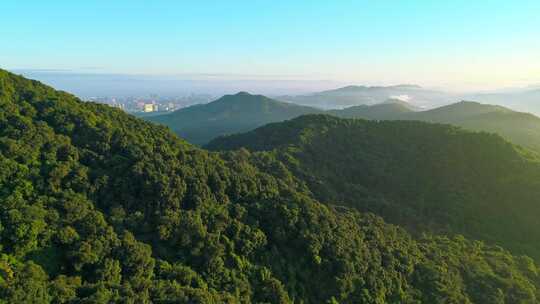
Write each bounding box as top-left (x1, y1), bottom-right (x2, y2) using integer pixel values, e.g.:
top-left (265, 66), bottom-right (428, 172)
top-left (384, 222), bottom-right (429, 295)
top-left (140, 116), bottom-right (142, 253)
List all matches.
top-left (87, 94), bottom-right (215, 114)
top-left (143, 103), bottom-right (159, 112)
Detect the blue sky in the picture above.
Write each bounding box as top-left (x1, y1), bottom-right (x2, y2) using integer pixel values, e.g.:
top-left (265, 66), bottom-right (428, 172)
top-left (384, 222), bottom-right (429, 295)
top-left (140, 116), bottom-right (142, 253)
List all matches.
top-left (1, 0), bottom-right (539, 90)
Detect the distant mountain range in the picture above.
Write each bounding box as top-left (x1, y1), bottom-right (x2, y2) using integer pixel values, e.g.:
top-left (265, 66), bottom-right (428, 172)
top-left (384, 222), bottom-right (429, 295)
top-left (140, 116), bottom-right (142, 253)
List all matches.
top-left (277, 84), bottom-right (456, 109)
top-left (147, 92), bottom-right (322, 145)
top-left (145, 91), bottom-right (540, 152)
top-left (332, 100), bottom-right (540, 152)
top-left (327, 98), bottom-right (419, 120)
top-left (466, 88), bottom-right (540, 115)
top-left (279, 84), bottom-right (540, 117)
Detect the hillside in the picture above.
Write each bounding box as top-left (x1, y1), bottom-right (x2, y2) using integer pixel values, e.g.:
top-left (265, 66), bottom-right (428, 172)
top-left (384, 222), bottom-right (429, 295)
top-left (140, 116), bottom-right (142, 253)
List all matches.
top-left (3, 71), bottom-right (540, 303)
top-left (279, 84), bottom-right (454, 109)
top-left (328, 99), bottom-right (416, 119)
top-left (147, 92), bottom-right (321, 145)
top-left (467, 88), bottom-right (540, 116)
top-left (408, 102), bottom-right (540, 152)
top-left (145, 92), bottom-right (540, 153)
top-left (208, 114), bottom-right (540, 261)
top-left (410, 100), bottom-right (511, 121)
top-left (335, 101), bottom-right (540, 152)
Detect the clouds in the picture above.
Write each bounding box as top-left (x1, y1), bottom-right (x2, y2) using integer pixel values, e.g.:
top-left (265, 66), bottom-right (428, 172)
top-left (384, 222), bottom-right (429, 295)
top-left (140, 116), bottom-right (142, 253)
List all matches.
top-left (390, 94), bottom-right (411, 102)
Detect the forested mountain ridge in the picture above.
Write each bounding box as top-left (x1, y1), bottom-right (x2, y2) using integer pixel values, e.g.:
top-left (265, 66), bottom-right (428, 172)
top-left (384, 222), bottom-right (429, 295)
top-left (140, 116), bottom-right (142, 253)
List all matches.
top-left (2, 69), bottom-right (540, 303)
top-left (408, 101), bottom-right (540, 152)
top-left (207, 114), bottom-right (540, 260)
top-left (147, 92), bottom-right (322, 145)
top-left (467, 88), bottom-right (540, 116)
top-left (328, 99), bottom-right (416, 120)
top-left (410, 100), bottom-right (511, 120)
top-left (331, 100), bottom-right (540, 152)
top-left (145, 90), bottom-right (540, 153)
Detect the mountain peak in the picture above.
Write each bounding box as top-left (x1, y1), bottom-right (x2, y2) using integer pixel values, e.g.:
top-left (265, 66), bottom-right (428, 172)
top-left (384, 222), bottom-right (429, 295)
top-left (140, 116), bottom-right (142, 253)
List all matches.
top-left (235, 91), bottom-right (253, 96)
top-left (452, 100), bottom-right (510, 111)
top-left (148, 92), bottom-right (321, 145)
top-left (218, 91), bottom-right (270, 104)
top-left (390, 84), bottom-right (422, 89)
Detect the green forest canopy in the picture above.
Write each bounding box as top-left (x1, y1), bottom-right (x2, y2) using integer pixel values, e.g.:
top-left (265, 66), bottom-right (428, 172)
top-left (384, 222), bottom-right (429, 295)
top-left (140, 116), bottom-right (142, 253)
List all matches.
top-left (147, 92), bottom-right (322, 145)
top-left (1, 69), bottom-right (540, 303)
top-left (208, 114), bottom-right (540, 261)
top-left (331, 100), bottom-right (540, 153)
top-left (146, 90), bottom-right (540, 155)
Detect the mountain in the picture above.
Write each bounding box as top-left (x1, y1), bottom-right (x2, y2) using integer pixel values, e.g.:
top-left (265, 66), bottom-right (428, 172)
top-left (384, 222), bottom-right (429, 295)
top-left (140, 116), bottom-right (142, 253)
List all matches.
top-left (332, 100), bottom-right (540, 152)
top-left (145, 88), bottom-right (540, 153)
top-left (146, 92), bottom-right (322, 145)
top-left (466, 88), bottom-right (540, 116)
top-left (328, 98), bottom-right (417, 119)
top-left (409, 100), bottom-right (512, 121)
top-left (278, 84), bottom-right (455, 109)
top-left (413, 102), bottom-right (540, 152)
top-left (3, 70), bottom-right (540, 303)
top-left (208, 114), bottom-right (540, 260)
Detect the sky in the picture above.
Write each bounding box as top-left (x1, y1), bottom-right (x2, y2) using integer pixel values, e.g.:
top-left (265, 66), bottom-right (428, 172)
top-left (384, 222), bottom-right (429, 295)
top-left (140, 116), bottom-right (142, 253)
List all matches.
top-left (1, 0), bottom-right (540, 92)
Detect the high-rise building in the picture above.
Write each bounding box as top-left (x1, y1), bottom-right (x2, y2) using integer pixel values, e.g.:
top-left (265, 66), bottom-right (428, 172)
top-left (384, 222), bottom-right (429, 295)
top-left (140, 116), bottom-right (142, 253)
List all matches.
top-left (143, 104), bottom-right (154, 112)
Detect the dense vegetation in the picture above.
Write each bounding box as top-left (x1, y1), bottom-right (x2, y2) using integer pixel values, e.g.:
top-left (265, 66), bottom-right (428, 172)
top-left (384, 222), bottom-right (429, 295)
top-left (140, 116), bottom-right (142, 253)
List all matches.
top-left (409, 101), bottom-right (540, 152)
top-left (332, 101), bottom-right (540, 153)
top-left (469, 88), bottom-right (540, 116)
top-left (146, 89), bottom-right (540, 154)
top-left (328, 99), bottom-right (416, 120)
top-left (2, 70), bottom-right (540, 303)
top-left (147, 92), bottom-right (321, 145)
top-left (208, 115), bottom-right (540, 260)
